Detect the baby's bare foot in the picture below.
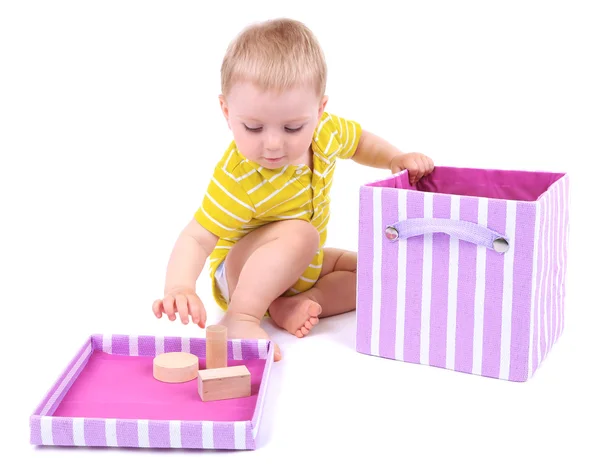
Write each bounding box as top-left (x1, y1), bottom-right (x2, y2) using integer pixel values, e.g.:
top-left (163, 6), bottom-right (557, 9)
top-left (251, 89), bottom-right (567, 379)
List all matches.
top-left (217, 312), bottom-right (282, 361)
top-left (269, 295), bottom-right (321, 338)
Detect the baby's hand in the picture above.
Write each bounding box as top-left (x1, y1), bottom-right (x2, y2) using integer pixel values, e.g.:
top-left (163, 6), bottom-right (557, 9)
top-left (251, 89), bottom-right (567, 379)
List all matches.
top-left (390, 152), bottom-right (434, 186)
top-left (152, 287), bottom-right (207, 328)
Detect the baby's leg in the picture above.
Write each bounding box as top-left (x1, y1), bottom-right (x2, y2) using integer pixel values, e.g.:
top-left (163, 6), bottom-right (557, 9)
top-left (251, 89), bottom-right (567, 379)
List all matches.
top-left (217, 220), bottom-right (320, 361)
top-left (269, 248), bottom-right (357, 337)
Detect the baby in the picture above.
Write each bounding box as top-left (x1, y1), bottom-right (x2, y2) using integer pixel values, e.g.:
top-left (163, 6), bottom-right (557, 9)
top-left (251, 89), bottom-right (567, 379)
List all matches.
top-left (152, 18), bottom-right (434, 361)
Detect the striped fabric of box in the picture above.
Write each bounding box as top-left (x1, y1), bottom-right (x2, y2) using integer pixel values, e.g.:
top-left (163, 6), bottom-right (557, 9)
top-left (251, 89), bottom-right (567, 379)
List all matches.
top-left (356, 167), bottom-right (569, 381)
top-left (30, 334), bottom-right (274, 450)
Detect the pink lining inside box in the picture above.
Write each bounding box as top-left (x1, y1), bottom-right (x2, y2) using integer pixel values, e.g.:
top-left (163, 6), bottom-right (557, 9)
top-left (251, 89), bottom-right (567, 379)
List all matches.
top-left (30, 334), bottom-right (275, 450)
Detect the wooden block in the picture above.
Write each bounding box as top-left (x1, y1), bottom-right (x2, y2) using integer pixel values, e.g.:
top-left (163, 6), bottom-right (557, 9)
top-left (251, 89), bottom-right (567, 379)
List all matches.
top-left (153, 352), bottom-right (199, 383)
top-left (206, 325), bottom-right (227, 369)
top-left (198, 365), bottom-right (251, 401)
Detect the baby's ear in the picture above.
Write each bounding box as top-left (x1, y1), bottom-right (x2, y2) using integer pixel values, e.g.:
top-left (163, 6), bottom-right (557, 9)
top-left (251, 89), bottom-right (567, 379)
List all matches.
top-left (218, 94), bottom-right (230, 122)
top-left (318, 95), bottom-right (328, 118)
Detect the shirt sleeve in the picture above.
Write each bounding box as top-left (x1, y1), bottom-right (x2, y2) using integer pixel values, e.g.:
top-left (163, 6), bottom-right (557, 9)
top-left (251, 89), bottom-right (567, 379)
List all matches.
top-left (314, 112), bottom-right (362, 160)
top-left (194, 165), bottom-right (255, 238)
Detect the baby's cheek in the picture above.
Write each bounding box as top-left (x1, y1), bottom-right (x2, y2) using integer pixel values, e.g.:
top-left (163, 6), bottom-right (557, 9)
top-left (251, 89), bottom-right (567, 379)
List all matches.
top-left (294, 132), bottom-right (313, 153)
top-left (235, 134), bottom-right (260, 159)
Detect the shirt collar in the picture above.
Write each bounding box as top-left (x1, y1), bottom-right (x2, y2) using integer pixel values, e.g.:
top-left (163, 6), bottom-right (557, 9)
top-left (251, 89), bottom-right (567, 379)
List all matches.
top-left (237, 152), bottom-right (291, 190)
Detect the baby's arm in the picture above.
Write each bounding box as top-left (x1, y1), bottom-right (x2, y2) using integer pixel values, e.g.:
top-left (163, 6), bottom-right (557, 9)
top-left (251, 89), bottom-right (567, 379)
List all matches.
top-left (164, 218), bottom-right (217, 294)
top-left (153, 218), bottom-right (218, 327)
top-left (351, 130), bottom-right (434, 185)
top-left (351, 130), bottom-right (403, 169)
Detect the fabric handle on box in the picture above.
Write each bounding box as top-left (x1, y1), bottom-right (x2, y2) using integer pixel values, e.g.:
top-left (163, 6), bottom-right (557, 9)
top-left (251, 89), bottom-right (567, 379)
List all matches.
top-left (385, 218), bottom-right (510, 253)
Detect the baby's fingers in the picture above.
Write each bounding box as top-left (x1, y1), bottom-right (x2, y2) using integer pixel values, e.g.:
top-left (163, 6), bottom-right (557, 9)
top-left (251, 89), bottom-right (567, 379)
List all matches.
top-left (416, 156), bottom-right (428, 180)
top-left (163, 295), bottom-right (177, 321)
top-left (422, 155), bottom-right (435, 175)
top-left (175, 294), bottom-right (190, 325)
top-left (152, 299), bottom-right (164, 319)
top-left (407, 161), bottom-right (420, 185)
top-left (189, 297), bottom-right (205, 326)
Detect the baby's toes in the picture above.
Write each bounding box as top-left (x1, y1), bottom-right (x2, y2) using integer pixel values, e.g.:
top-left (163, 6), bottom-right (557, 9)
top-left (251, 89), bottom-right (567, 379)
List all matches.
top-left (307, 301), bottom-right (322, 317)
top-left (274, 344), bottom-right (282, 361)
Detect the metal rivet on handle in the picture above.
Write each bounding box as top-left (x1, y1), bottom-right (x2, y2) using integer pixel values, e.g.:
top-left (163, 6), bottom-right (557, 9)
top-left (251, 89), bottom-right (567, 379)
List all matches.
top-left (493, 237), bottom-right (509, 253)
top-left (385, 226), bottom-right (399, 241)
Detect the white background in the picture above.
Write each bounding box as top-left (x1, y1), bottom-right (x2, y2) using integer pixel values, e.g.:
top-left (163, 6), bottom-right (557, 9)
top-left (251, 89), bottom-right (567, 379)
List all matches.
top-left (2, 1), bottom-right (599, 470)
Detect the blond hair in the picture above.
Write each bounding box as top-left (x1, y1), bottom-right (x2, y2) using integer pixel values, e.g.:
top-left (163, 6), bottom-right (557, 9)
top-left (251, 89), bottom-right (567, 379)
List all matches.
top-left (220, 18), bottom-right (327, 98)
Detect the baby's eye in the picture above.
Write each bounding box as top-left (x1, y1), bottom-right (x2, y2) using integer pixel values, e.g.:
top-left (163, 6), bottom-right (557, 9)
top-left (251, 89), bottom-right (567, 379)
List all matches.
top-left (285, 126), bottom-right (303, 133)
top-left (244, 124), bottom-right (262, 132)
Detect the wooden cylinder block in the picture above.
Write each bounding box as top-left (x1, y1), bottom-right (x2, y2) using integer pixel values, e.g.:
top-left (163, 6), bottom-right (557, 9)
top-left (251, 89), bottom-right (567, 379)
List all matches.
top-left (153, 352), bottom-right (199, 383)
top-left (206, 325), bottom-right (227, 369)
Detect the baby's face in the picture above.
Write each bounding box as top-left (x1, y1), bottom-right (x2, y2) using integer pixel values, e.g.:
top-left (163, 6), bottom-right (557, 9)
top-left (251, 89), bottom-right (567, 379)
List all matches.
top-left (220, 81), bottom-right (326, 169)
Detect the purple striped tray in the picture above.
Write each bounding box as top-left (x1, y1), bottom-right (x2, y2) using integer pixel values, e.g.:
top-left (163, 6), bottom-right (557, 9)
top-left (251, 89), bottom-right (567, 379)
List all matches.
top-left (30, 334), bottom-right (274, 450)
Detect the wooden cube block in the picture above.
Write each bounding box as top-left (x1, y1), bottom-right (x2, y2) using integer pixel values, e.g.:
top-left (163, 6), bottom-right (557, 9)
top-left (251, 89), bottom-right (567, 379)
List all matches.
top-left (206, 325), bottom-right (227, 369)
top-left (198, 365), bottom-right (251, 401)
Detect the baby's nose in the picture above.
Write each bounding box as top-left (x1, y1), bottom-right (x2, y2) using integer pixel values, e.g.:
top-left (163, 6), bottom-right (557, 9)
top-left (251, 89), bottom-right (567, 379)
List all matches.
top-left (265, 133), bottom-right (282, 151)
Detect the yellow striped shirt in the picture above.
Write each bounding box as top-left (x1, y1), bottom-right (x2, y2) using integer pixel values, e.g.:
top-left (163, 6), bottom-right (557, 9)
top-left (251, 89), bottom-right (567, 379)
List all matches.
top-left (195, 111), bottom-right (362, 311)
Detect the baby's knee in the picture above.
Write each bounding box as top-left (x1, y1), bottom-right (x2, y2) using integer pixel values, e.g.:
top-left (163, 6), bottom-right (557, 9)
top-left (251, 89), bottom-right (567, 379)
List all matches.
top-left (278, 220), bottom-right (320, 254)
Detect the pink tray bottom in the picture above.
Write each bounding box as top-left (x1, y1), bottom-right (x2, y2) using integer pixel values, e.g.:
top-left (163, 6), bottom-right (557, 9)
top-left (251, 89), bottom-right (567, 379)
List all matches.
top-left (52, 351), bottom-right (266, 422)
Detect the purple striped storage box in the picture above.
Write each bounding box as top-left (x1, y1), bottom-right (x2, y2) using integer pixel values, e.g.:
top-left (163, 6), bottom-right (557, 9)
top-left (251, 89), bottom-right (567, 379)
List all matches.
top-left (356, 166), bottom-right (570, 381)
top-left (30, 334), bottom-right (274, 450)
